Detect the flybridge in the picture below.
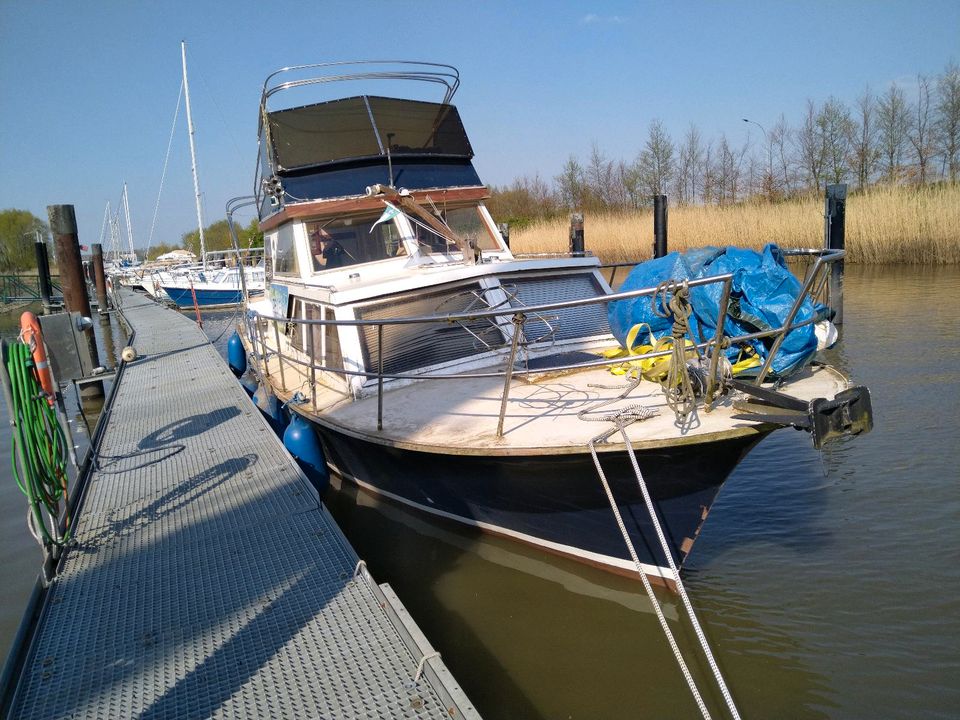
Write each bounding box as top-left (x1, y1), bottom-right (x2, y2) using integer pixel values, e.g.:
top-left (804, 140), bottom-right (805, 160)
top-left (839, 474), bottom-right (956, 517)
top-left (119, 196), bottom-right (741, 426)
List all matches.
top-left (266, 96), bottom-right (474, 170)
top-left (255, 62), bottom-right (483, 214)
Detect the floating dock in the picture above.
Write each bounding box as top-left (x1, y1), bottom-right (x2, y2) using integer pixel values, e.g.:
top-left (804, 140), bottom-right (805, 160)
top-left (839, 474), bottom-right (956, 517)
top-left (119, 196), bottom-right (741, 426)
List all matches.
top-left (2, 290), bottom-right (480, 719)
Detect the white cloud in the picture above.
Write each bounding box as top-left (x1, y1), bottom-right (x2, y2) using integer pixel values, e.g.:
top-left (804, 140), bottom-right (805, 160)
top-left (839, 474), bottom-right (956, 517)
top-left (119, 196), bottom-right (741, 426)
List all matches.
top-left (580, 13), bottom-right (625, 25)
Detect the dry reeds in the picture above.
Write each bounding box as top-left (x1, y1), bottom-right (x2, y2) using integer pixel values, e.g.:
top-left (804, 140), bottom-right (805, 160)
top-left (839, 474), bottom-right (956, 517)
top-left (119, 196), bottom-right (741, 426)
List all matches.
top-left (510, 183), bottom-right (960, 264)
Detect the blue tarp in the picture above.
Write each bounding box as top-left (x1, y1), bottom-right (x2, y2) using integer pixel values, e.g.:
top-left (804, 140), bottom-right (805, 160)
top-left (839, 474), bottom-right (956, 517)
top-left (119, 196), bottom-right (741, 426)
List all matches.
top-left (607, 244), bottom-right (819, 377)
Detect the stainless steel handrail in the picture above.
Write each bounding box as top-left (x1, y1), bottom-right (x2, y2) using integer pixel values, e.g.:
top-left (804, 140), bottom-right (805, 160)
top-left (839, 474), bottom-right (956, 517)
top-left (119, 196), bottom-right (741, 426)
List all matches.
top-left (246, 248), bottom-right (843, 432)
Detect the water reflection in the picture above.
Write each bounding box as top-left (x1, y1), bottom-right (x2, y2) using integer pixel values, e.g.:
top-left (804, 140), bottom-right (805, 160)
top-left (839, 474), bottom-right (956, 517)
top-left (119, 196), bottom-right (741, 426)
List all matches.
top-left (319, 266), bottom-right (960, 718)
top-left (326, 473), bottom-right (835, 719)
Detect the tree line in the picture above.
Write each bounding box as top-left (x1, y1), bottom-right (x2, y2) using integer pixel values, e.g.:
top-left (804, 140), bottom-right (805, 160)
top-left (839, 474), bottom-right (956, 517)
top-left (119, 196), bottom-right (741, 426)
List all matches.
top-left (488, 61), bottom-right (960, 226)
top-left (0, 208), bottom-right (262, 272)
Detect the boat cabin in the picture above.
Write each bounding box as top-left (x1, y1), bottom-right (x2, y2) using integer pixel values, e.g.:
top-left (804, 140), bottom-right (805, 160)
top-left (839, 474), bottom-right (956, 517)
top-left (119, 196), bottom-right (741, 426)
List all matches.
top-left (251, 63), bottom-right (612, 398)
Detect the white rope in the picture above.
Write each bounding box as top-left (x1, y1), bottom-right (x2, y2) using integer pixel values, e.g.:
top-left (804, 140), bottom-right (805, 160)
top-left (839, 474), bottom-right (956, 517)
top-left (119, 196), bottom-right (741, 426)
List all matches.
top-left (413, 651), bottom-right (442, 684)
top-left (588, 435), bottom-right (714, 720)
top-left (587, 409), bottom-right (743, 720)
top-left (145, 80), bottom-right (184, 259)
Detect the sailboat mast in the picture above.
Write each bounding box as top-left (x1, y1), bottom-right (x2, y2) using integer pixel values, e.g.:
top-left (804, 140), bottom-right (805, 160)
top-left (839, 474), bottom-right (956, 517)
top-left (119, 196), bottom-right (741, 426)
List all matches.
top-left (109, 205), bottom-right (121, 262)
top-left (122, 182), bottom-right (136, 261)
top-left (181, 40), bottom-right (206, 267)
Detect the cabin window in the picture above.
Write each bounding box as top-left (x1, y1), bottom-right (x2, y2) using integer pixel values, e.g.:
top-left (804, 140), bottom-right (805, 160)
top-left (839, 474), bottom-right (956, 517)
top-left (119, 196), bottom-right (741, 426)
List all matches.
top-left (273, 224), bottom-right (299, 275)
top-left (288, 297), bottom-right (305, 352)
top-left (302, 303), bottom-right (344, 377)
top-left (413, 206), bottom-right (500, 254)
top-left (324, 307), bottom-right (343, 373)
top-left (306, 214), bottom-right (404, 272)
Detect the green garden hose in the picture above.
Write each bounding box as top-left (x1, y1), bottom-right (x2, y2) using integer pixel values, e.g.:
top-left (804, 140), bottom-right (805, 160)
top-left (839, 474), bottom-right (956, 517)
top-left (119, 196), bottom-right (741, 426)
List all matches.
top-left (4, 340), bottom-right (71, 548)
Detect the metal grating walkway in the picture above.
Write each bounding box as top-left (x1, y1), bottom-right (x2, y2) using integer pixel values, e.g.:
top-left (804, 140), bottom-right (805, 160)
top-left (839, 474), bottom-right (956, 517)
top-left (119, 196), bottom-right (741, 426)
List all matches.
top-left (7, 290), bottom-right (479, 720)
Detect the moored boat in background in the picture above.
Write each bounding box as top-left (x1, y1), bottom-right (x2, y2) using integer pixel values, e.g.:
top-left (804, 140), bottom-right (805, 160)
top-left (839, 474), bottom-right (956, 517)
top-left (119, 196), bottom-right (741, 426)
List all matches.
top-left (161, 263), bottom-right (266, 308)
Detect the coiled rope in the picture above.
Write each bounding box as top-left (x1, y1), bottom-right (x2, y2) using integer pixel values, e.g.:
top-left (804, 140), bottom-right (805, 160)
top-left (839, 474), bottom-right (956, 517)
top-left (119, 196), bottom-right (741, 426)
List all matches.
top-left (5, 341), bottom-right (71, 549)
top-left (652, 280), bottom-right (698, 423)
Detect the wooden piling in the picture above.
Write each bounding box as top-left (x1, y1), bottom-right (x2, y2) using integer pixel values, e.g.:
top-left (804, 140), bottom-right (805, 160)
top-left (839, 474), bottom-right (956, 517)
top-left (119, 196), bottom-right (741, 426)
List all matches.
top-left (33, 239), bottom-right (53, 313)
top-left (569, 213), bottom-right (584, 255)
top-left (498, 222), bottom-right (510, 248)
top-left (91, 243), bottom-right (109, 316)
top-left (47, 204), bottom-right (103, 398)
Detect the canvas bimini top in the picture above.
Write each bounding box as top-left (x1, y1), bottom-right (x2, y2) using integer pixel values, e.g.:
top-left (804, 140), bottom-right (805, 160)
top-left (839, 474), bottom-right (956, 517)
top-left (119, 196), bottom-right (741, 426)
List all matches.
top-left (255, 62), bottom-right (483, 216)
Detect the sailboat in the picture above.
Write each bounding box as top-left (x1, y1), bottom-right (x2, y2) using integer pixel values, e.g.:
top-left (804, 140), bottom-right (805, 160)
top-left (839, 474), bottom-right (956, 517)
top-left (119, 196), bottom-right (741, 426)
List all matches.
top-left (152, 42), bottom-right (265, 308)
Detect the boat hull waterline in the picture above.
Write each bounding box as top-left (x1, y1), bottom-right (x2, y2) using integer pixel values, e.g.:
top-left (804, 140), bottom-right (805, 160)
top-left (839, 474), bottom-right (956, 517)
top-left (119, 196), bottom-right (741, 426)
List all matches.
top-left (162, 285), bottom-right (264, 308)
top-left (307, 413), bottom-right (766, 584)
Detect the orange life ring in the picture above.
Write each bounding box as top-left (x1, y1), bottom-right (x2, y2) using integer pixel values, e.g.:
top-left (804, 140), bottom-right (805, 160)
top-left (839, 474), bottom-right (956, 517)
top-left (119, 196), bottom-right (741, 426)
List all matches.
top-left (19, 311), bottom-right (55, 404)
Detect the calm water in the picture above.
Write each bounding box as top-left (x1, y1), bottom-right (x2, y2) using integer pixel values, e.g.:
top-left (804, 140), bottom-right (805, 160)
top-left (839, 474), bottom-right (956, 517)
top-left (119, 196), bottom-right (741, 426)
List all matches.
top-left (1, 269), bottom-right (958, 718)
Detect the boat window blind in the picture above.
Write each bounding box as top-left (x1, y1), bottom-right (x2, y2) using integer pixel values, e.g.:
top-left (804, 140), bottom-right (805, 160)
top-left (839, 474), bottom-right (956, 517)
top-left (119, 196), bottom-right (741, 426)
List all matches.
top-left (268, 96), bottom-right (473, 170)
top-left (355, 284), bottom-right (504, 376)
top-left (505, 274), bottom-right (611, 344)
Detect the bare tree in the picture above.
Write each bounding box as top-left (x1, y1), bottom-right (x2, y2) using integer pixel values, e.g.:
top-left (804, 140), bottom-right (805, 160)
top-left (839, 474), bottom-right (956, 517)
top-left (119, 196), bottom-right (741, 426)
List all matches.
top-left (555, 155), bottom-right (586, 209)
top-left (820, 97), bottom-right (853, 184)
top-left (616, 160), bottom-right (643, 209)
top-left (714, 134), bottom-right (746, 204)
top-left (487, 175), bottom-right (558, 223)
top-left (584, 142), bottom-right (617, 208)
top-left (877, 83), bottom-right (911, 182)
top-left (936, 61), bottom-right (960, 181)
top-left (637, 119), bottom-right (676, 199)
top-left (909, 75), bottom-right (936, 183)
top-left (674, 124), bottom-right (705, 205)
top-left (742, 121), bottom-right (774, 200)
top-left (849, 86), bottom-right (879, 189)
top-left (770, 114), bottom-right (794, 196)
top-left (795, 99), bottom-right (826, 190)
top-left (701, 142), bottom-right (716, 205)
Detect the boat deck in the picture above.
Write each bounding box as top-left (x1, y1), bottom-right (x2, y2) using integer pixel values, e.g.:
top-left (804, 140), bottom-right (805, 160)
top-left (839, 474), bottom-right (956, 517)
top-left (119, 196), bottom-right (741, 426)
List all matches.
top-left (259, 343), bottom-right (849, 454)
top-left (4, 290), bottom-right (479, 720)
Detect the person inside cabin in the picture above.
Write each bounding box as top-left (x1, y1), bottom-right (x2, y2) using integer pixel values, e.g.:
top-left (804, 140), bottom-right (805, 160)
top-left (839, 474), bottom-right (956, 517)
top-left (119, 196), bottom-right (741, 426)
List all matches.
top-left (310, 227), bottom-right (345, 270)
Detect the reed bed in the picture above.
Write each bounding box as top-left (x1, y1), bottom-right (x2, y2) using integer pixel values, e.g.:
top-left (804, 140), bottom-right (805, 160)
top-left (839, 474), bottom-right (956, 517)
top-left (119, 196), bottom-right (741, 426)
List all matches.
top-left (510, 183), bottom-right (960, 264)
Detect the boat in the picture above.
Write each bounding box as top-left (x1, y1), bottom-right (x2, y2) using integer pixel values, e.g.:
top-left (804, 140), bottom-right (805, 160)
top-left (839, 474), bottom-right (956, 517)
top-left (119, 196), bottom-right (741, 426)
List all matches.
top-left (160, 263), bottom-right (266, 308)
top-left (236, 61), bottom-right (872, 586)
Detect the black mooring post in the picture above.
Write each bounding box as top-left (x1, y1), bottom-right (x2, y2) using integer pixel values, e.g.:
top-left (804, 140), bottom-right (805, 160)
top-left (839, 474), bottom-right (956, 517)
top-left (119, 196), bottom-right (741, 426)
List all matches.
top-left (498, 222), bottom-right (510, 249)
top-left (653, 195), bottom-right (668, 258)
top-left (34, 239), bottom-right (53, 313)
top-left (824, 184), bottom-right (847, 326)
top-left (569, 213), bottom-right (584, 255)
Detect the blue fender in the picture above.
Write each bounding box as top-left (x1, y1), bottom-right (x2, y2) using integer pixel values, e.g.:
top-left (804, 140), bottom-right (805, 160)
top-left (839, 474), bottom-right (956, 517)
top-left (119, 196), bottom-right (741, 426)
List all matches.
top-left (253, 383), bottom-right (289, 434)
top-left (227, 331), bottom-right (247, 377)
top-left (283, 413), bottom-right (330, 495)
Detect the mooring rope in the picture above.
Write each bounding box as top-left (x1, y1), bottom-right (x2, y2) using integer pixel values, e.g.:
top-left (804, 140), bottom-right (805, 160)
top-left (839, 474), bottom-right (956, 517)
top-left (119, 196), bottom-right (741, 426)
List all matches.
top-left (584, 405), bottom-right (742, 720)
top-left (652, 280), bottom-right (698, 424)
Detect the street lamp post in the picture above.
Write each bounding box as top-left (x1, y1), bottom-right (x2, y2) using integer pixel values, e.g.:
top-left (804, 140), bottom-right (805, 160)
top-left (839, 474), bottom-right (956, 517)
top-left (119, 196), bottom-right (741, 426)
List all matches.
top-left (743, 118), bottom-right (774, 199)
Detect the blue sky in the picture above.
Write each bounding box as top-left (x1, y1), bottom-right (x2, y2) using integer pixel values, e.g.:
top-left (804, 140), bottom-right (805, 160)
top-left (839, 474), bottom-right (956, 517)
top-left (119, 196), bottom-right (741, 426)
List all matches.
top-left (1, 1), bottom-right (957, 251)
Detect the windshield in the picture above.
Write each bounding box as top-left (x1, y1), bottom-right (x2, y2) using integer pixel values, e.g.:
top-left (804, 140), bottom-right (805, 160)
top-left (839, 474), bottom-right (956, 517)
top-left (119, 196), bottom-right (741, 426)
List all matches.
top-left (413, 206), bottom-right (501, 255)
top-left (307, 214), bottom-right (405, 272)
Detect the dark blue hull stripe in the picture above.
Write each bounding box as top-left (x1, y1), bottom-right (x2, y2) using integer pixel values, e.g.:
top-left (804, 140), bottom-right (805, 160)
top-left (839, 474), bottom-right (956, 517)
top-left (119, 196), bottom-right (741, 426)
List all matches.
top-left (161, 286), bottom-right (256, 307)
top-left (315, 425), bottom-right (763, 577)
